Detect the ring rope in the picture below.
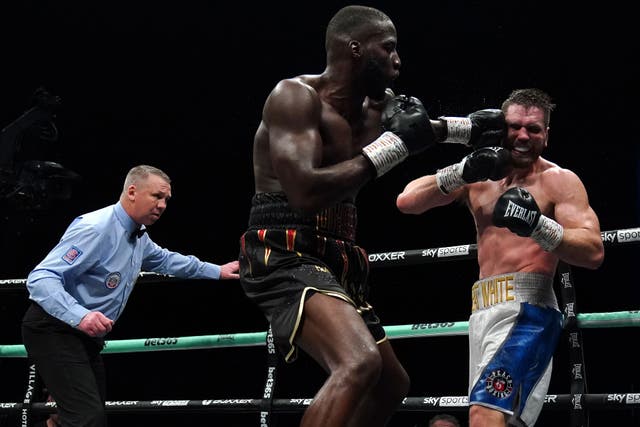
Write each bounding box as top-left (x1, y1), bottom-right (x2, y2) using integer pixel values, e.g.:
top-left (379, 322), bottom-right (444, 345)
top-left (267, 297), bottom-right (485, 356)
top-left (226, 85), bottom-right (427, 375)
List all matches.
top-left (0, 311), bottom-right (637, 358)
top-left (366, 227), bottom-right (639, 268)
top-left (1, 226), bottom-right (638, 425)
top-left (1, 393), bottom-right (639, 415)
top-left (0, 227), bottom-right (637, 289)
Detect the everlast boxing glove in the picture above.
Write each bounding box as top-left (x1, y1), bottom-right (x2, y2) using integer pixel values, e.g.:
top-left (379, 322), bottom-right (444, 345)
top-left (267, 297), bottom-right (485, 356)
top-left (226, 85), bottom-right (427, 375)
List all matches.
top-left (492, 187), bottom-right (564, 252)
top-left (435, 146), bottom-right (511, 194)
top-left (439, 109), bottom-right (506, 148)
top-left (362, 95), bottom-right (436, 177)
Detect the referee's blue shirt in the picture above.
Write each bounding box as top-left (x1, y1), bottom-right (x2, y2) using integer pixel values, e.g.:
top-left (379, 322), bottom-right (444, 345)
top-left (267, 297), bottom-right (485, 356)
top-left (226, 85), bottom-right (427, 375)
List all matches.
top-left (26, 202), bottom-right (221, 327)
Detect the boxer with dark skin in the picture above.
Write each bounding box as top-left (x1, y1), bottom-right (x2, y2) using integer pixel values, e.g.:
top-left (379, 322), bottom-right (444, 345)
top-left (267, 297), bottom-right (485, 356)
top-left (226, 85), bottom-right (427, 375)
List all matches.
top-left (239, 5), bottom-right (505, 426)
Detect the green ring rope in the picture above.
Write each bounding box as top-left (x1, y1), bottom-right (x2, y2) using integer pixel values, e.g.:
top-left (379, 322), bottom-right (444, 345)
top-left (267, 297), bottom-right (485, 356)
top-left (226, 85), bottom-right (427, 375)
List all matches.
top-left (1, 310), bottom-right (637, 358)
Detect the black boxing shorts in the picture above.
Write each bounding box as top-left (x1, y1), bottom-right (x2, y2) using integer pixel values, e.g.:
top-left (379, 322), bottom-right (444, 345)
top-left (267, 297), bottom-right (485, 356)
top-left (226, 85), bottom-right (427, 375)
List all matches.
top-left (239, 192), bottom-right (385, 362)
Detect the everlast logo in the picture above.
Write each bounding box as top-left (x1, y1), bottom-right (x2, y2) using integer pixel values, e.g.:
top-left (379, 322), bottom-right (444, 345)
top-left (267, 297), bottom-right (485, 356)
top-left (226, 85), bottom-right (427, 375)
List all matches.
top-left (544, 395), bottom-right (558, 403)
top-left (216, 335), bottom-right (235, 343)
top-left (572, 394), bottom-right (582, 409)
top-left (560, 272), bottom-right (572, 288)
top-left (503, 201), bottom-right (537, 226)
top-left (569, 332), bottom-right (580, 348)
top-left (572, 363), bottom-right (583, 380)
top-left (368, 252), bottom-right (405, 262)
top-left (565, 302), bottom-right (575, 318)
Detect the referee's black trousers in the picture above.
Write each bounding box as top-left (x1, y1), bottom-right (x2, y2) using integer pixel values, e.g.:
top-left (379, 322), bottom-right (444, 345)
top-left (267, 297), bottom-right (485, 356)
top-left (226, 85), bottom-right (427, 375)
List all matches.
top-left (22, 303), bottom-right (107, 427)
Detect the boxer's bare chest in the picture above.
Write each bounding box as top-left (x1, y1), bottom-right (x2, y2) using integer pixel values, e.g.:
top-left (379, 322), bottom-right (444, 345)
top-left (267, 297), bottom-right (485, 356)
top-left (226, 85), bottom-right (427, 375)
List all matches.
top-left (319, 103), bottom-right (381, 166)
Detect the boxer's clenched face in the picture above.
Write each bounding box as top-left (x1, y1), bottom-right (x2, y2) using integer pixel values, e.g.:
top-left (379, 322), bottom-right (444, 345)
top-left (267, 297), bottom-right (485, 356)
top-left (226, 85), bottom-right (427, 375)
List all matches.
top-left (503, 104), bottom-right (548, 169)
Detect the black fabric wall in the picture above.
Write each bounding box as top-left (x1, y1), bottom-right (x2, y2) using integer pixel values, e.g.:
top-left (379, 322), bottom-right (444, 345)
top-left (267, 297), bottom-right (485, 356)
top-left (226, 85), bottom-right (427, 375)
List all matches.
top-left (1, 1), bottom-right (638, 426)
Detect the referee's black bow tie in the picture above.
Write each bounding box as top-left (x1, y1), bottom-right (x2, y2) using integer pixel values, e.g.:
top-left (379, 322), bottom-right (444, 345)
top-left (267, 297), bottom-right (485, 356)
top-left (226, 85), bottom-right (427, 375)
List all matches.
top-left (132, 228), bottom-right (146, 239)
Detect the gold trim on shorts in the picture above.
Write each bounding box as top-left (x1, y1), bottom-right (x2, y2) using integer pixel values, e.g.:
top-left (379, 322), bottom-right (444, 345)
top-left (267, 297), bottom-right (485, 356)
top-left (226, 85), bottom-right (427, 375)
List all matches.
top-left (471, 272), bottom-right (556, 313)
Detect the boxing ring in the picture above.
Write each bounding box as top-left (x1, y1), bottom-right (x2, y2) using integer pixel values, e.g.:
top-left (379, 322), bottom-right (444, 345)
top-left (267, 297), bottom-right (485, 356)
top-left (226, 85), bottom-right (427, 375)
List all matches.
top-left (0, 227), bottom-right (638, 426)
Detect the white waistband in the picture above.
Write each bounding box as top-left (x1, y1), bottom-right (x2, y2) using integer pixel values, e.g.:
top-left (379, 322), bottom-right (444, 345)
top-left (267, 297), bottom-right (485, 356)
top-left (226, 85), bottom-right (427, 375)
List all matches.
top-left (471, 272), bottom-right (558, 312)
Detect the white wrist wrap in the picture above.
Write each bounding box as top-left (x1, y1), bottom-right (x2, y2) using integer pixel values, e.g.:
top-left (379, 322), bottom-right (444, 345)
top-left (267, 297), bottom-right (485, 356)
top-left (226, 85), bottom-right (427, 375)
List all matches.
top-left (531, 215), bottom-right (564, 252)
top-left (440, 116), bottom-right (472, 145)
top-left (435, 160), bottom-right (466, 194)
top-left (362, 131), bottom-right (408, 177)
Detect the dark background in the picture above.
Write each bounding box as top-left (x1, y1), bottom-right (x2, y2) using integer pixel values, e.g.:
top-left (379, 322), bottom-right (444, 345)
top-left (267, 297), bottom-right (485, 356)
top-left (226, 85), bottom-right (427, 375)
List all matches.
top-left (0, 1), bottom-right (638, 426)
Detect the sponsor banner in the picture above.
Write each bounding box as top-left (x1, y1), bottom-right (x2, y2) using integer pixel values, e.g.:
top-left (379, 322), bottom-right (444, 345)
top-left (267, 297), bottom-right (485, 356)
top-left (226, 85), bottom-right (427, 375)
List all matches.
top-left (150, 400), bottom-right (190, 407)
top-left (617, 228), bottom-right (640, 243)
top-left (202, 399), bottom-right (254, 405)
top-left (626, 393), bottom-right (640, 404)
top-left (105, 401), bottom-right (140, 406)
top-left (288, 398), bottom-right (313, 406)
top-left (144, 338), bottom-right (178, 347)
top-left (411, 322), bottom-right (455, 330)
top-left (439, 396), bottom-right (468, 407)
top-left (600, 230), bottom-right (617, 243)
top-left (368, 251), bottom-right (406, 262)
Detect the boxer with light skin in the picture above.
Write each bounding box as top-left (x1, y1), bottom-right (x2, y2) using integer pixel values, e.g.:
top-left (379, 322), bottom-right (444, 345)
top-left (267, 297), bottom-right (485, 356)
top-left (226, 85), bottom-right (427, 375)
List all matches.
top-left (396, 88), bottom-right (604, 426)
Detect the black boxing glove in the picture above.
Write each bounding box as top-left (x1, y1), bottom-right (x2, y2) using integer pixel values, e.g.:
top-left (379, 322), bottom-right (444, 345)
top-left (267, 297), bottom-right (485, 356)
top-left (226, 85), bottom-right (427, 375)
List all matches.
top-left (435, 146), bottom-right (511, 194)
top-left (439, 109), bottom-right (506, 149)
top-left (492, 187), bottom-right (564, 252)
top-left (362, 95), bottom-right (436, 177)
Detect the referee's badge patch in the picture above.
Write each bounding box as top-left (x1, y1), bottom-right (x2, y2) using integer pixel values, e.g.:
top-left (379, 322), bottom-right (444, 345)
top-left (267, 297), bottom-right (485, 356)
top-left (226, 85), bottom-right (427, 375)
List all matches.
top-left (105, 272), bottom-right (122, 289)
top-left (62, 246), bottom-right (83, 264)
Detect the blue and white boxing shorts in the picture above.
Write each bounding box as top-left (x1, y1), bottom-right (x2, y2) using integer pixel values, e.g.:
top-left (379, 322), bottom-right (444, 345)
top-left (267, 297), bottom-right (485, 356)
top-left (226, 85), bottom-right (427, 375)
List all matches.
top-left (469, 272), bottom-right (563, 426)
